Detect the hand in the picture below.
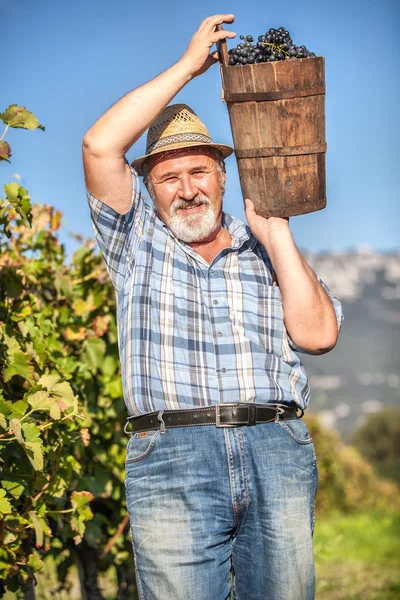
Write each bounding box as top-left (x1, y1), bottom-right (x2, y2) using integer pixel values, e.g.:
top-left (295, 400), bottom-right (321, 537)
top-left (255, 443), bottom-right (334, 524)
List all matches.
top-left (245, 198), bottom-right (289, 244)
top-left (179, 15), bottom-right (236, 78)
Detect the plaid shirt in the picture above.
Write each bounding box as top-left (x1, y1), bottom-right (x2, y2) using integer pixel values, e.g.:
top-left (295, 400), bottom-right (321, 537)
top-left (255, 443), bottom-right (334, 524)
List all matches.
top-left (88, 167), bottom-right (343, 415)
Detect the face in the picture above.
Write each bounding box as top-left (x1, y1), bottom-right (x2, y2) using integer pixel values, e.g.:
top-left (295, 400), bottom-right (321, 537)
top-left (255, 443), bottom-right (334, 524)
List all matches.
top-left (146, 148), bottom-right (226, 244)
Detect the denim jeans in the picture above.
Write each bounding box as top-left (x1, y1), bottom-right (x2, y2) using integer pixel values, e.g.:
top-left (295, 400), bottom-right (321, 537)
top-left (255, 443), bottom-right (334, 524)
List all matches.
top-left (124, 416), bottom-right (318, 600)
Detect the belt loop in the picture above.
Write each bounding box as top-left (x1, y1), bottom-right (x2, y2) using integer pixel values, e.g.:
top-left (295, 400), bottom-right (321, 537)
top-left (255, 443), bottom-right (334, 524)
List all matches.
top-left (157, 410), bottom-right (166, 434)
top-left (124, 419), bottom-right (132, 435)
top-left (274, 405), bottom-right (285, 423)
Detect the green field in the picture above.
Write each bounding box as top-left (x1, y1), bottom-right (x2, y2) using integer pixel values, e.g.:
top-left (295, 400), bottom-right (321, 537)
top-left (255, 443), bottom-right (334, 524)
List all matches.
top-left (5, 510), bottom-right (400, 600)
top-left (314, 511), bottom-right (400, 599)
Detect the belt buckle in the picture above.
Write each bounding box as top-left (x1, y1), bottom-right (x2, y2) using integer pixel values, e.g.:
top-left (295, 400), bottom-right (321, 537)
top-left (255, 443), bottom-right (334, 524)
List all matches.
top-left (216, 403), bottom-right (243, 428)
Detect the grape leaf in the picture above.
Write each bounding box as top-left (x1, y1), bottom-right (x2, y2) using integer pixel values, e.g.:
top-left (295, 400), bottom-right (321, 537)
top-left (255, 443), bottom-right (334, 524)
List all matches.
top-left (72, 294), bottom-right (96, 317)
top-left (28, 511), bottom-right (43, 547)
top-left (0, 489), bottom-right (12, 516)
top-left (27, 390), bottom-right (52, 411)
top-left (5, 335), bottom-right (22, 357)
top-left (27, 383), bottom-right (75, 419)
top-left (8, 400), bottom-right (28, 419)
top-left (0, 412), bottom-right (7, 429)
top-left (1, 477), bottom-right (25, 500)
top-left (3, 182), bottom-right (32, 226)
top-left (4, 352), bottom-right (35, 384)
top-left (22, 423), bottom-right (41, 443)
top-left (9, 418), bottom-right (24, 444)
top-left (2, 267), bottom-right (23, 299)
top-left (0, 396), bottom-right (12, 418)
top-left (65, 326), bottom-right (87, 341)
top-left (27, 553), bottom-right (44, 573)
top-left (3, 530), bottom-right (18, 545)
top-left (70, 491), bottom-right (94, 542)
top-left (24, 442), bottom-right (44, 471)
top-left (0, 105), bottom-right (45, 131)
top-left (0, 141), bottom-right (11, 162)
top-left (82, 337), bottom-right (106, 372)
top-left (102, 355), bottom-right (117, 377)
top-left (37, 374), bottom-right (60, 390)
top-left (92, 315), bottom-right (110, 337)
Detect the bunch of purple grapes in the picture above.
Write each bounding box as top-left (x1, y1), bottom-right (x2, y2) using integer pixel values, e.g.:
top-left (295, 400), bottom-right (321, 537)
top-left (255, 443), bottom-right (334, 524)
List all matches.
top-left (228, 26), bottom-right (316, 66)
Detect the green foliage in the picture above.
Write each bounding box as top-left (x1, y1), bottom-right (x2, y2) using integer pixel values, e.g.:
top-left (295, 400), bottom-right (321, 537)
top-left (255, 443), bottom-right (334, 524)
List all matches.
top-left (0, 202), bottom-right (133, 594)
top-left (351, 408), bottom-right (400, 484)
top-left (304, 413), bottom-right (400, 514)
top-left (0, 106), bottom-right (133, 596)
top-left (0, 105), bottom-right (45, 132)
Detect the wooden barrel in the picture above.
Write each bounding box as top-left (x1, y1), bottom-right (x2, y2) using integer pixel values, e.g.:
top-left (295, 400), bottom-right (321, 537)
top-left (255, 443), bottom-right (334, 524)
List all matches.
top-left (220, 58), bottom-right (327, 218)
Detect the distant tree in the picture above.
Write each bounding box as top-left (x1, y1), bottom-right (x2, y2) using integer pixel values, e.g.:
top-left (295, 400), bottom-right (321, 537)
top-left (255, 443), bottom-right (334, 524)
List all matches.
top-left (351, 408), bottom-right (400, 484)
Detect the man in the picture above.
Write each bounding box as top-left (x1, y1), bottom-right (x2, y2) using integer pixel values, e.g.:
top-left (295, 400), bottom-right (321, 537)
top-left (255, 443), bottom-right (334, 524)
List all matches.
top-left (83, 14), bottom-right (343, 600)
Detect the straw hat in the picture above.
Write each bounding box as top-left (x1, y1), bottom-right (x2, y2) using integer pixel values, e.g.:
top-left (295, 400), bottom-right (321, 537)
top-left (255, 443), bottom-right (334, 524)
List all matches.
top-left (131, 104), bottom-right (234, 176)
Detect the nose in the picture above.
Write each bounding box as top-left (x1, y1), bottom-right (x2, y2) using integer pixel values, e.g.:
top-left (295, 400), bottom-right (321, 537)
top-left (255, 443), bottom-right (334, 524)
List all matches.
top-left (178, 175), bottom-right (198, 201)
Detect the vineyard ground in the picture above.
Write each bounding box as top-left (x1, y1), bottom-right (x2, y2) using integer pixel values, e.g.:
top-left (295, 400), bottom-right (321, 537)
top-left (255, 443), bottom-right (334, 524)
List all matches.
top-left (4, 510), bottom-right (400, 599)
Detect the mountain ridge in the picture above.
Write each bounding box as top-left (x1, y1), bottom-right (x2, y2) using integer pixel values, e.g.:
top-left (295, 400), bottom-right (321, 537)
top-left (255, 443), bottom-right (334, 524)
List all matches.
top-left (299, 249), bottom-right (400, 441)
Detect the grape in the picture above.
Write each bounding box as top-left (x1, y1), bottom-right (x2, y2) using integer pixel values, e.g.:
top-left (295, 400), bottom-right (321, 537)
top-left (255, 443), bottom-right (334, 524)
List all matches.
top-left (227, 25), bottom-right (317, 66)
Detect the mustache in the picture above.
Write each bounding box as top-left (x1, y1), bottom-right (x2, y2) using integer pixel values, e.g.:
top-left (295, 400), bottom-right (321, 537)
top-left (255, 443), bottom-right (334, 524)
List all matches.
top-left (170, 195), bottom-right (211, 215)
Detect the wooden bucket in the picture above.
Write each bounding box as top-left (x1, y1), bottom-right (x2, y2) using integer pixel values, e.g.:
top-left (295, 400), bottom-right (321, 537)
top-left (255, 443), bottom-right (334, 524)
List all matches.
top-left (218, 36), bottom-right (327, 218)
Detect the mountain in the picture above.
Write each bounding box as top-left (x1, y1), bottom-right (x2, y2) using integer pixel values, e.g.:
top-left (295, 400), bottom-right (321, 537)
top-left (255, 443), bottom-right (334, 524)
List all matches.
top-left (300, 248), bottom-right (400, 441)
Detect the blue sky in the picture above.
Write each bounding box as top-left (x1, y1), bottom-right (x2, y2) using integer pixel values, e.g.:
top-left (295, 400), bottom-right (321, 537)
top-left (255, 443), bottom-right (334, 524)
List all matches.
top-left (1, 0), bottom-right (399, 254)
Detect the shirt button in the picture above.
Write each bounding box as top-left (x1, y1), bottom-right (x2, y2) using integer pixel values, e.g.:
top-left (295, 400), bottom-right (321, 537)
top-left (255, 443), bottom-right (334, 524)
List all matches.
top-left (217, 331), bottom-right (223, 337)
top-left (221, 368), bottom-right (227, 373)
top-left (213, 299), bottom-right (218, 305)
top-left (210, 269), bottom-right (214, 274)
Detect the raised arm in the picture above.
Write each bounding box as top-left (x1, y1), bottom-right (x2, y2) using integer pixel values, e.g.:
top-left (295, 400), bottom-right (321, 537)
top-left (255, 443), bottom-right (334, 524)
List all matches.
top-left (82, 14), bottom-right (236, 214)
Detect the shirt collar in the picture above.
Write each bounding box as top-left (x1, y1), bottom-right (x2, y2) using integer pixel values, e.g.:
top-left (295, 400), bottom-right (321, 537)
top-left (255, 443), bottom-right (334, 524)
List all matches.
top-left (222, 211), bottom-right (258, 252)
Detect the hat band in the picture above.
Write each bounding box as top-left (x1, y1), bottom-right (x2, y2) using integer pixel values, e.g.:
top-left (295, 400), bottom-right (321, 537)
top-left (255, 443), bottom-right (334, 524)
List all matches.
top-left (147, 133), bottom-right (213, 154)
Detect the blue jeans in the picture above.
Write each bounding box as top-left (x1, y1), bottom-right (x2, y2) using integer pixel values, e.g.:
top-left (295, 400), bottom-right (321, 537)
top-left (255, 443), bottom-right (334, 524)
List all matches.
top-left (124, 416), bottom-right (318, 600)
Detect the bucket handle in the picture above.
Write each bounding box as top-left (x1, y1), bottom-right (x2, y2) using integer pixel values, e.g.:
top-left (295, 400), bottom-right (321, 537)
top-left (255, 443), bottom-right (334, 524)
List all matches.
top-left (215, 24), bottom-right (229, 67)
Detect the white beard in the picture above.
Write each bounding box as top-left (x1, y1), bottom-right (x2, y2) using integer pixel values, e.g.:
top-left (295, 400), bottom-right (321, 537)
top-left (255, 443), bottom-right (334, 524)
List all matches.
top-left (168, 195), bottom-right (219, 243)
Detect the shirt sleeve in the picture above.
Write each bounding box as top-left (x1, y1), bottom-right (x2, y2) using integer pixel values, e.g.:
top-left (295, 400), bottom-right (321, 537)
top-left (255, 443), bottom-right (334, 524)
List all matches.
top-left (287, 276), bottom-right (344, 354)
top-left (87, 165), bottom-right (146, 291)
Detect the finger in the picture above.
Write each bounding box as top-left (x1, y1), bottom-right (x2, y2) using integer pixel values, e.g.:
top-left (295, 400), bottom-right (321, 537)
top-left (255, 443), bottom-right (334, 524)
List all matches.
top-left (209, 51), bottom-right (220, 63)
top-left (200, 14), bottom-right (235, 30)
top-left (211, 30), bottom-right (237, 43)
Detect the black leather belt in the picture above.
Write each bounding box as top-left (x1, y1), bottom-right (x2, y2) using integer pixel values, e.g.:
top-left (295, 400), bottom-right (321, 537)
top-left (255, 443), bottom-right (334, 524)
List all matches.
top-left (124, 403), bottom-right (303, 434)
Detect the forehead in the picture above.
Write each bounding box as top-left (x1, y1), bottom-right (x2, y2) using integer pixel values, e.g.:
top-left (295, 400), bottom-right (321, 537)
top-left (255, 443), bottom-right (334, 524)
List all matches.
top-left (148, 147), bottom-right (218, 177)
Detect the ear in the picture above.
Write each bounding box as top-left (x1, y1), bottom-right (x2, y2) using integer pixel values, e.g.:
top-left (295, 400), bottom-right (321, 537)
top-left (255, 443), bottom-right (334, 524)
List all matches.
top-left (221, 168), bottom-right (226, 186)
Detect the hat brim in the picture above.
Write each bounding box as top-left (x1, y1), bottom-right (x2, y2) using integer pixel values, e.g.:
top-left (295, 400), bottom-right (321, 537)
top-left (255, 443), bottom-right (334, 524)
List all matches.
top-left (130, 141), bottom-right (234, 176)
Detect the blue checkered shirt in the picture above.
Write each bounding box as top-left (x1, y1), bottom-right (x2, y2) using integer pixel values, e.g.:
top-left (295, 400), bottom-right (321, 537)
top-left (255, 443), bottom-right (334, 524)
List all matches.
top-left (88, 167), bottom-right (343, 415)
